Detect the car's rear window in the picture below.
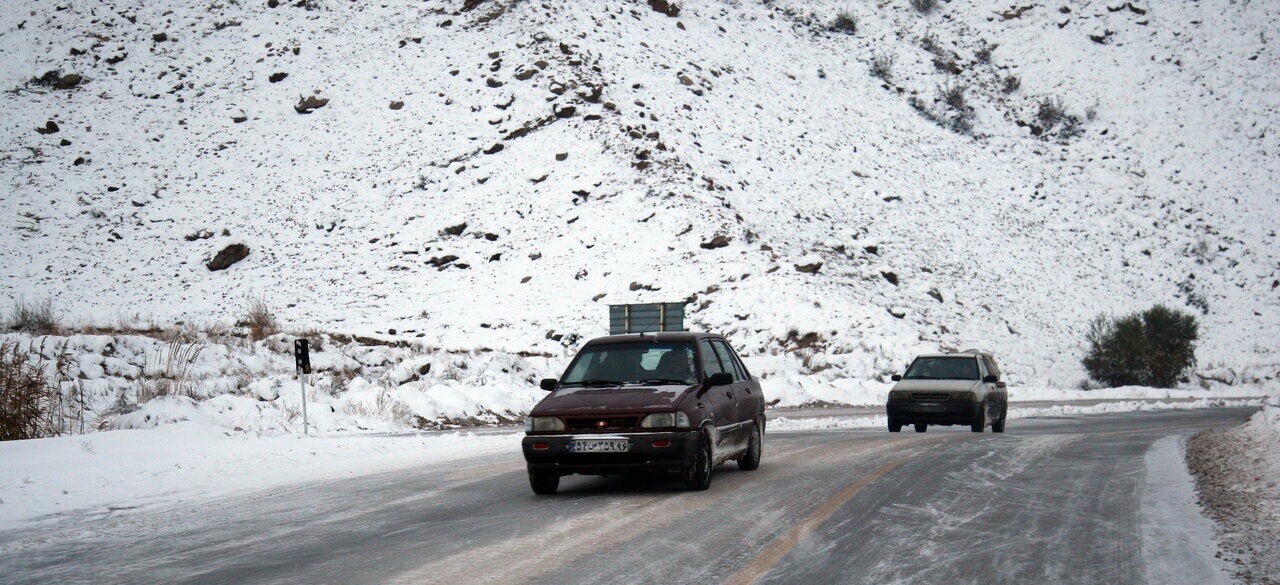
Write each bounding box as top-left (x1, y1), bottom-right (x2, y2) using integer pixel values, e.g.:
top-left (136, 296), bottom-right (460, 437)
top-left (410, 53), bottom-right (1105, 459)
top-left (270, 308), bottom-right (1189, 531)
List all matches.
top-left (561, 342), bottom-right (697, 386)
top-left (903, 356), bottom-right (980, 380)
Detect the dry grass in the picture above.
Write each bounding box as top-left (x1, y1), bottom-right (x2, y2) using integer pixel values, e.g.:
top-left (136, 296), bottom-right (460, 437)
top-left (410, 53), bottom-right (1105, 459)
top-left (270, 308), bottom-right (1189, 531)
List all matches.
top-left (8, 298), bottom-right (61, 335)
top-left (245, 297), bottom-right (279, 342)
top-left (0, 339), bottom-right (72, 440)
top-left (343, 390), bottom-right (414, 426)
top-left (136, 340), bottom-right (205, 402)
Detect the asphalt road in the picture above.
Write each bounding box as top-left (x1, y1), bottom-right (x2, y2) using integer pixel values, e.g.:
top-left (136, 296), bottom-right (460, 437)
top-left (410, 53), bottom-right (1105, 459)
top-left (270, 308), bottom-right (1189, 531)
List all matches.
top-left (0, 407), bottom-right (1253, 585)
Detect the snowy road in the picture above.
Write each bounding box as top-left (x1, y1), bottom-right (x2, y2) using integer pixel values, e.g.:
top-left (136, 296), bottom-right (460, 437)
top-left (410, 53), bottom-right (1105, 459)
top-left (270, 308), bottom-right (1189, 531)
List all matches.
top-left (0, 408), bottom-right (1251, 585)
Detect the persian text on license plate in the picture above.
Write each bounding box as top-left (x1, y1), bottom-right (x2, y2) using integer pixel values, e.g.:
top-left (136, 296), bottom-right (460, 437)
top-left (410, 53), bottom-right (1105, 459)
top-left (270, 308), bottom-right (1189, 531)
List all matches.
top-left (570, 439), bottom-right (630, 453)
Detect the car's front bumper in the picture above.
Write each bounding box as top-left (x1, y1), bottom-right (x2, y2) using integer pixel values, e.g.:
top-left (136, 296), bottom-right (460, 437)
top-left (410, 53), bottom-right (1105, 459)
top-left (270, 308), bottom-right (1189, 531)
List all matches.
top-left (886, 400), bottom-right (981, 425)
top-left (522, 431), bottom-right (698, 476)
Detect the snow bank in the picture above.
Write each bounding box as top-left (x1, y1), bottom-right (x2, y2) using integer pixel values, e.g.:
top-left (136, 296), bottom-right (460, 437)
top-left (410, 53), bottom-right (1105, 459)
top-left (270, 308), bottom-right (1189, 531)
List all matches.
top-left (0, 427), bottom-right (519, 531)
top-left (761, 373), bottom-right (1279, 408)
top-left (1, 331), bottom-right (555, 436)
top-left (1240, 404), bottom-right (1280, 479)
top-left (769, 399), bottom-right (1267, 432)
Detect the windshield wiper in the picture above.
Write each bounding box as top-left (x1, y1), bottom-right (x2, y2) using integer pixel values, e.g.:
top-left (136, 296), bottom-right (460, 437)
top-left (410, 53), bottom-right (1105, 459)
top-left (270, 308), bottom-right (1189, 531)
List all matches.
top-left (563, 379), bottom-right (624, 388)
top-left (631, 379), bottom-right (694, 386)
top-left (904, 376), bottom-right (937, 380)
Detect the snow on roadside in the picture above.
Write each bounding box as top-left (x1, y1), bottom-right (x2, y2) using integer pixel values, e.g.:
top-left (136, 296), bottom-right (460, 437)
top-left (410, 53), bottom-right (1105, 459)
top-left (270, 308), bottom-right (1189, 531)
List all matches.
top-left (761, 374), bottom-right (1278, 408)
top-left (768, 399), bottom-right (1267, 432)
top-left (1140, 435), bottom-right (1234, 585)
top-left (1185, 402), bottom-right (1280, 583)
top-left (1240, 404), bottom-right (1280, 479)
top-left (0, 427), bottom-right (520, 532)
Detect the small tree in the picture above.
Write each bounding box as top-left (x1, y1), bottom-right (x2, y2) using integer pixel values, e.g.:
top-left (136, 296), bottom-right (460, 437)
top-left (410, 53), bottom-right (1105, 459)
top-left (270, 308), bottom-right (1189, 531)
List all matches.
top-left (1082, 305), bottom-right (1198, 388)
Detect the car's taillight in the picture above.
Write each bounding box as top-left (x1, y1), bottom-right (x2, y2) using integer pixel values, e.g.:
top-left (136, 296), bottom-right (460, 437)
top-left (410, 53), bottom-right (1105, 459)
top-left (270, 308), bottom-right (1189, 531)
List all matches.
top-left (652, 439), bottom-right (672, 448)
top-left (532, 442), bottom-right (550, 450)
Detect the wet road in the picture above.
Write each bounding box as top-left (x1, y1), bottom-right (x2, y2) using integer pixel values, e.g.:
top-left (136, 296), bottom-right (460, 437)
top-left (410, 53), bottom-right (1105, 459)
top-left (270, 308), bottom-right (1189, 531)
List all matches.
top-left (0, 407), bottom-right (1251, 585)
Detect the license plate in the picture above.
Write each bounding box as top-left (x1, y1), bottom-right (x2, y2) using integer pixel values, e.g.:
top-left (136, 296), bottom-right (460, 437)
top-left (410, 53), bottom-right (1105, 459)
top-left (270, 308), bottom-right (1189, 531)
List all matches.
top-left (569, 439), bottom-right (630, 453)
top-left (915, 403), bottom-right (945, 412)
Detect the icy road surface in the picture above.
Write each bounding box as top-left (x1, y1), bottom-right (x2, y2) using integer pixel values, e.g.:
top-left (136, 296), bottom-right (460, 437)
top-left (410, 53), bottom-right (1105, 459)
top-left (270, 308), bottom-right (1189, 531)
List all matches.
top-left (0, 408), bottom-right (1249, 585)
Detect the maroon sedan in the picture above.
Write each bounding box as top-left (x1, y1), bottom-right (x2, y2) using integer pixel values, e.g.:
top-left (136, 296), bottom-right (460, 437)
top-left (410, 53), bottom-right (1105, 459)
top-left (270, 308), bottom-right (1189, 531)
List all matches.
top-left (522, 332), bottom-right (765, 494)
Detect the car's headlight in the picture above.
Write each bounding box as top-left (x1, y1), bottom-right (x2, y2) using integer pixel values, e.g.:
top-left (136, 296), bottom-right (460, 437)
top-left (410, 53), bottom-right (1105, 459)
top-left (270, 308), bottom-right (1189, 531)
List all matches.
top-left (951, 392), bottom-right (977, 402)
top-left (640, 412), bottom-right (690, 428)
top-left (525, 416), bottom-right (565, 432)
top-left (888, 390), bottom-right (911, 401)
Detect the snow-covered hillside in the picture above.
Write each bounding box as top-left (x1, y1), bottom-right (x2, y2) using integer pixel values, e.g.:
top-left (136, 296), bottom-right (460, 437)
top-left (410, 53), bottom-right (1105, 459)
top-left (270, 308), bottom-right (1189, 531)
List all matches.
top-left (2, 0), bottom-right (1278, 386)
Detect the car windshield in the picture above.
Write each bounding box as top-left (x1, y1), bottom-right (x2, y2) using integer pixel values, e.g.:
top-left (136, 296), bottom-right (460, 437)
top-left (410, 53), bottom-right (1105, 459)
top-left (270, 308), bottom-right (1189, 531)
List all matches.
top-left (903, 356), bottom-right (979, 380)
top-left (560, 342), bottom-right (698, 387)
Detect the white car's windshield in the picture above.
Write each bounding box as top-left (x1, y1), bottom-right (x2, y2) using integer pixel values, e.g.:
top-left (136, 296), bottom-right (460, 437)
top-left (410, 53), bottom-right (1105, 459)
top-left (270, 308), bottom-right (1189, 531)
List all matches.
top-left (903, 357), bottom-right (979, 380)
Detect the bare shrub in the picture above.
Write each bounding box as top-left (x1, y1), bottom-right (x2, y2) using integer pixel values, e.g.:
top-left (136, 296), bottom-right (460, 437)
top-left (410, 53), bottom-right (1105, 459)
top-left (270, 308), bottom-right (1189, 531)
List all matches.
top-left (245, 297), bottom-right (278, 342)
top-left (870, 53), bottom-right (894, 80)
top-left (910, 0), bottom-right (937, 13)
top-left (919, 33), bottom-right (943, 55)
top-left (1035, 97), bottom-right (1067, 128)
top-left (1002, 75), bottom-right (1021, 93)
top-left (830, 11), bottom-right (857, 34)
top-left (0, 340), bottom-right (71, 440)
top-left (941, 83), bottom-right (967, 110)
top-left (1034, 97), bottom-right (1083, 139)
top-left (9, 298), bottom-right (60, 334)
top-left (974, 41), bottom-right (996, 63)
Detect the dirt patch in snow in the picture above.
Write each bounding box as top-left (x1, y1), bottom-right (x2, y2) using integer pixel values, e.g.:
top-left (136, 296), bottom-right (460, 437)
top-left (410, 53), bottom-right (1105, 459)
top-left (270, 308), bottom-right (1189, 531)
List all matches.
top-left (1186, 416), bottom-right (1280, 584)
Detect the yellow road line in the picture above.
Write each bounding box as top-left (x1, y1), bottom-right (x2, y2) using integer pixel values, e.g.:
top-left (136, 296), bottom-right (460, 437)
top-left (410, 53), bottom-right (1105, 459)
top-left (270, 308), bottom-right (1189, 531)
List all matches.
top-left (721, 455), bottom-right (912, 585)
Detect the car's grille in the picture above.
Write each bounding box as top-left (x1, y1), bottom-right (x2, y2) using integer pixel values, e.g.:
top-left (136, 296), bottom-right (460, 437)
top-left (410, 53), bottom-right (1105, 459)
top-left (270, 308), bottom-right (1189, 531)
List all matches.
top-left (564, 416), bottom-right (641, 431)
top-left (910, 393), bottom-right (952, 401)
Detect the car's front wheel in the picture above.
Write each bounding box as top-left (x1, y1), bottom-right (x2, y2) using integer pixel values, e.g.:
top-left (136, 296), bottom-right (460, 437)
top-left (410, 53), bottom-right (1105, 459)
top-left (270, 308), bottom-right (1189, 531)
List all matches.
top-left (684, 433), bottom-right (713, 490)
top-left (738, 422), bottom-right (763, 470)
top-left (888, 418), bottom-right (902, 433)
top-left (971, 402), bottom-right (987, 433)
top-left (914, 423), bottom-right (927, 433)
top-left (529, 470), bottom-right (559, 495)
top-left (992, 404), bottom-right (1007, 433)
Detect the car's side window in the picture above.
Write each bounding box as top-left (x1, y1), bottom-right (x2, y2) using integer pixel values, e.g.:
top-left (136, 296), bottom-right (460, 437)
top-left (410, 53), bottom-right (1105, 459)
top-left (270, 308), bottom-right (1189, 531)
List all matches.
top-left (725, 343), bottom-right (750, 380)
top-left (976, 357), bottom-right (990, 379)
top-left (711, 341), bottom-right (744, 382)
top-left (984, 355), bottom-right (1002, 379)
top-left (699, 340), bottom-right (726, 378)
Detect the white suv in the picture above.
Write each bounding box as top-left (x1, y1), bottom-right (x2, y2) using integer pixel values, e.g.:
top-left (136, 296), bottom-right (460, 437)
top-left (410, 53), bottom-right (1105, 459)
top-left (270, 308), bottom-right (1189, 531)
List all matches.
top-left (886, 350), bottom-right (1008, 433)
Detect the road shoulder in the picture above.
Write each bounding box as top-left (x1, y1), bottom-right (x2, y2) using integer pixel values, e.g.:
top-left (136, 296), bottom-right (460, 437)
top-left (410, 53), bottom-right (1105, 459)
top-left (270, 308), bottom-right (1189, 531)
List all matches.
top-left (1186, 405), bottom-right (1280, 584)
top-left (1141, 435), bottom-right (1234, 585)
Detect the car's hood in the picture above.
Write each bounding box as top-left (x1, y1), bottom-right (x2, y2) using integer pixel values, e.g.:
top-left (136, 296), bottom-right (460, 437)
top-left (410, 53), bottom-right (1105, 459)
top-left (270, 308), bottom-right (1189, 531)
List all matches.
top-left (531, 384), bottom-right (695, 415)
top-left (891, 379), bottom-right (979, 392)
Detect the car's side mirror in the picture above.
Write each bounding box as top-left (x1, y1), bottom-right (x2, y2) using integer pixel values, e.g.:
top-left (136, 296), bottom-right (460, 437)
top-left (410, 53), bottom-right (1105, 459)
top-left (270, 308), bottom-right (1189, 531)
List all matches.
top-left (540, 378), bottom-right (558, 391)
top-left (891, 374), bottom-right (902, 382)
top-left (705, 372), bottom-right (733, 388)
top-left (983, 375), bottom-right (998, 384)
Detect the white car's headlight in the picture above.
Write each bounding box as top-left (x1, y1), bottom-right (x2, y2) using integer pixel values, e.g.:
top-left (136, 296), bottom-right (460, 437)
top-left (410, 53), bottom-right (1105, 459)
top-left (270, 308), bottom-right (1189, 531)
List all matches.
top-left (888, 390), bottom-right (911, 400)
top-left (525, 416), bottom-right (565, 432)
top-left (951, 391), bottom-right (978, 402)
top-left (640, 412), bottom-right (690, 429)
